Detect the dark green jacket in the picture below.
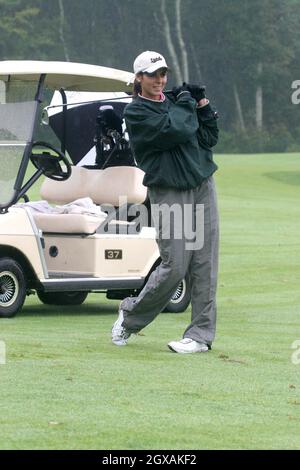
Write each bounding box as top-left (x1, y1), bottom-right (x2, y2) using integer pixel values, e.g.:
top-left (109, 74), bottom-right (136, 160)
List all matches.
top-left (124, 91), bottom-right (219, 190)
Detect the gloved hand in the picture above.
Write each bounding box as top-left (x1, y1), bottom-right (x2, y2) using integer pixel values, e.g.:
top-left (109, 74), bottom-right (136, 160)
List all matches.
top-left (171, 82), bottom-right (190, 99)
top-left (184, 83), bottom-right (206, 102)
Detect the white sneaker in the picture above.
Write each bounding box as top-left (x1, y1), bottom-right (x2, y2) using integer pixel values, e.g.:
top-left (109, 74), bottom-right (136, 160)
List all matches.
top-left (111, 309), bottom-right (131, 346)
top-left (168, 338), bottom-right (209, 354)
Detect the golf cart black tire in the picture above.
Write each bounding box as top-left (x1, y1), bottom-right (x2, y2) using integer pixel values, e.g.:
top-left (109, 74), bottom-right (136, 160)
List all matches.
top-left (37, 291), bottom-right (88, 306)
top-left (0, 258), bottom-right (27, 318)
top-left (164, 276), bottom-right (191, 313)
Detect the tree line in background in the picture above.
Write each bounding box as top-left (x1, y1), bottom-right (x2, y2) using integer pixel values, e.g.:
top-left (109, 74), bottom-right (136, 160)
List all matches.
top-left (1, 0), bottom-right (300, 153)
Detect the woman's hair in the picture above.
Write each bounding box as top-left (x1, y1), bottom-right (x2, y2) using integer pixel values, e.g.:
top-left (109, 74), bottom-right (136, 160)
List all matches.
top-left (133, 74), bottom-right (142, 97)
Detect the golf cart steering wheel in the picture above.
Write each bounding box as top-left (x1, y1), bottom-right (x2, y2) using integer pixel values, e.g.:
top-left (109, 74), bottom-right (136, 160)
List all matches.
top-left (31, 141), bottom-right (72, 181)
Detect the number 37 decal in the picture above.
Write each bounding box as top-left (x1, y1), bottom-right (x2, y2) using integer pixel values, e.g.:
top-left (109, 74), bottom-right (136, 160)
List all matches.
top-left (105, 250), bottom-right (122, 260)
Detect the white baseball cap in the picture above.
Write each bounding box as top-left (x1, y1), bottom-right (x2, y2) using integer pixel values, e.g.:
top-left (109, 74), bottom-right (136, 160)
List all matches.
top-left (133, 51), bottom-right (168, 75)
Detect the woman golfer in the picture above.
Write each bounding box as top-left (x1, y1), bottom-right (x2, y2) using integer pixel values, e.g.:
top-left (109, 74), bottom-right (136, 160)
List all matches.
top-left (111, 50), bottom-right (219, 354)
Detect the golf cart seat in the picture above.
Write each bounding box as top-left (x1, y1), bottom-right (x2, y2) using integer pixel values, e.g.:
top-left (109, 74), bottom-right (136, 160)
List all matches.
top-left (33, 165), bottom-right (147, 234)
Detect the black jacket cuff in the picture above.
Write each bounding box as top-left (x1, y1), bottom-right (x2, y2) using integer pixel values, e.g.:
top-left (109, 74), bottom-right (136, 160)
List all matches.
top-left (197, 103), bottom-right (218, 121)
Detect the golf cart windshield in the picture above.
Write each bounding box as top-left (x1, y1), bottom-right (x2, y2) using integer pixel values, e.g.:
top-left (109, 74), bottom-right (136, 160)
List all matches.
top-left (0, 79), bottom-right (37, 207)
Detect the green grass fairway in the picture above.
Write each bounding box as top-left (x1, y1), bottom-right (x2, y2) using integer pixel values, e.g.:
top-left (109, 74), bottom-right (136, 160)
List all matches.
top-left (1, 153), bottom-right (300, 450)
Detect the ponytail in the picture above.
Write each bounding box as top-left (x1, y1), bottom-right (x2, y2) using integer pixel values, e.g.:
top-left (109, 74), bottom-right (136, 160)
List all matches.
top-left (133, 77), bottom-right (142, 97)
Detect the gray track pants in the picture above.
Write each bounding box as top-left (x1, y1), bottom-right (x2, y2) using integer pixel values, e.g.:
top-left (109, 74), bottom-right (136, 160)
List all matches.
top-left (121, 176), bottom-right (219, 346)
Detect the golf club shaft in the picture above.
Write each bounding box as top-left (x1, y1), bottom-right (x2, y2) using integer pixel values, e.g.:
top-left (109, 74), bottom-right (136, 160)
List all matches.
top-left (45, 90), bottom-right (173, 110)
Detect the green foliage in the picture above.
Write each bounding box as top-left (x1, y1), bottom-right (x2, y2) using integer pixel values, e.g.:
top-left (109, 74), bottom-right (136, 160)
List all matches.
top-left (0, 0), bottom-right (38, 58)
top-left (0, 0), bottom-right (61, 59)
top-left (217, 126), bottom-right (300, 153)
top-left (1, 0), bottom-right (300, 152)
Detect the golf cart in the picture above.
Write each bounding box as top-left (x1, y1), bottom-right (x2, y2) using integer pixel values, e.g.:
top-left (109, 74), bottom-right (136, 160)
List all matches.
top-left (0, 61), bottom-right (190, 318)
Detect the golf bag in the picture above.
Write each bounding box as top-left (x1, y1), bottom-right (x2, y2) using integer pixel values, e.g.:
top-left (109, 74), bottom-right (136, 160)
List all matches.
top-left (94, 105), bottom-right (135, 169)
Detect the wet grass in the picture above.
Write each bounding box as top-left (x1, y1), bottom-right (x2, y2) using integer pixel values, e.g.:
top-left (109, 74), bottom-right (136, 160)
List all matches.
top-left (1, 153), bottom-right (300, 449)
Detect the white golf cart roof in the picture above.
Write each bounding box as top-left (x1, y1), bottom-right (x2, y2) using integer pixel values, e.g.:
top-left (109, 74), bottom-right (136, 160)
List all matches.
top-left (0, 60), bottom-right (134, 92)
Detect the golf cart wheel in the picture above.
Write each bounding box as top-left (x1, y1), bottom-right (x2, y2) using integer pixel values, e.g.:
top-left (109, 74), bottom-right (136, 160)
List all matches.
top-left (0, 258), bottom-right (27, 318)
top-left (164, 276), bottom-right (191, 313)
top-left (37, 291), bottom-right (88, 306)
